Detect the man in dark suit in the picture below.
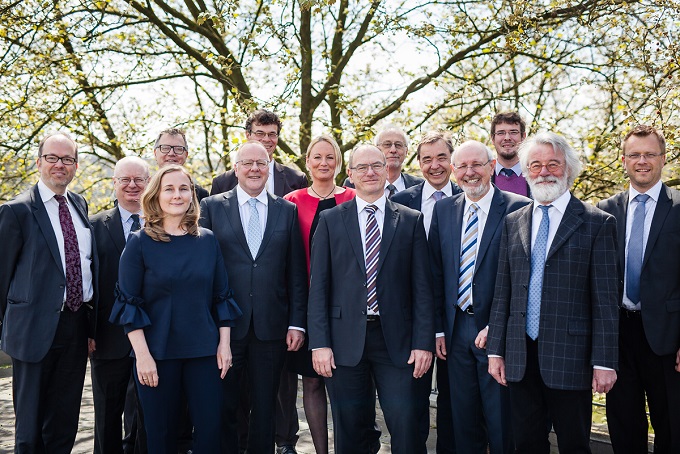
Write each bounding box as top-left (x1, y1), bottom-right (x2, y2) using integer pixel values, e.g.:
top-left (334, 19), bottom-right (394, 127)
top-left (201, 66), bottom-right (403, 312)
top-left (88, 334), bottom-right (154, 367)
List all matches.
top-left (391, 131), bottom-right (461, 453)
top-left (0, 132), bottom-right (98, 453)
top-left (89, 156), bottom-right (149, 454)
top-left (489, 112), bottom-right (531, 198)
top-left (486, 131), bottom-right (619, 453)
top-left (200, 141), bottom-right (308, 454)
top-left (153, 127), bottom-right (209, 201)
top-left (308, 144), bottom-right (435, 454)
top-left (597, 125), bottom-right (680, 453)
top-left (210, 109), bottom-right (308, 197)
top-left (430, 140), bottom-right (530, 453)
top-left (344, 126), bottom-right (423, 196)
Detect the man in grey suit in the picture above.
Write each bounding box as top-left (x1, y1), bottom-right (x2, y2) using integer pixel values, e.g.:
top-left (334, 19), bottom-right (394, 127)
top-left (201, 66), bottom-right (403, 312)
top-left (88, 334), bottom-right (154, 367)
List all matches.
top-left (0, 132), bottom-right (97, 453)
top-left (344, 126), bottom-right (423, 196)
top-left (200, 141), bottom-right (308, 454)
top-left (308, 144), bottom-right (435, 454)
top-left (89, 156), bottom-right (149, 454)
top-left (430, 140), bottom-right (530, 453)
top-left (486, 132), bottom-right (619, 453)
top-left (597, 125), bottom-right (680, 453)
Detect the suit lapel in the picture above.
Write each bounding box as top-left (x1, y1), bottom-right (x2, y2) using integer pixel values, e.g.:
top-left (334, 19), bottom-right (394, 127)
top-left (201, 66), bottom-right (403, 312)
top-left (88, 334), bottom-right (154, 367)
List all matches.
top-left (643, 185), bottom-right (671, 268)
top-left (259, 194), bottom-right (282, 259)
top-left (30, 185), bottom-right (63, 274)
top-left (273, 162), bottom-right (285, 197)
top-left (222, 191), bottom-right (251, 257)
top-left (377, 200), bottom-right (399, 275)
top-left (518, 204), bottom-right (533, 259)
top-left (614, 192), bottom-right (629, 273)
top-left (105, 207), bottom-right (126, 254)
top-left (450, 195), bottom-right (465, 272)
top-left (340, 199), bottom-right (366, 273)
top-left (476, 190), bottom-right (505, 272)
top-left (547, 195), bottom-right (583, 259)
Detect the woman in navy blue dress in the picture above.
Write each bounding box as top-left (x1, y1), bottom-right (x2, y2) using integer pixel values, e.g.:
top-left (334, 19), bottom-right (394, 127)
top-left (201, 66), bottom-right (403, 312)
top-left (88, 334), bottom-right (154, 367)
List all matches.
top-left (110, 164), bottom-right (241, 452)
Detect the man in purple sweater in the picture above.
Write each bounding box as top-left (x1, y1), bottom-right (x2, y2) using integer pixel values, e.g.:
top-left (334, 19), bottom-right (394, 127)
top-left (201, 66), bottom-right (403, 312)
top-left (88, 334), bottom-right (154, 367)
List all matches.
top-left (489, 112), bottom-right (531, 198)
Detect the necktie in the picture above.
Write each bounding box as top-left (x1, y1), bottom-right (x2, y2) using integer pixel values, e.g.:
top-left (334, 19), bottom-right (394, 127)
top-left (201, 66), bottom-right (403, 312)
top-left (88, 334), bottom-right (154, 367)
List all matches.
top-left (386, 184), bottom-right (397, 198)
top-left (127, 214), bottom-right (141, 242)
top-left (457, 203), bottom-right (479, 311)
top-left (527, 205), bottom-right (551, 339)
top-left (501, 168), bottom-right (514, 177)
top-left (626, 194), bottom-right (649, 304)
top-left (365, 204), bottom-right (381, 313)
top-left (54, 195), bottom-right (83, 312)
top-left (247, 198), bottom-right (262, 259)
top-left (433, 191), bottom-right (445, 201)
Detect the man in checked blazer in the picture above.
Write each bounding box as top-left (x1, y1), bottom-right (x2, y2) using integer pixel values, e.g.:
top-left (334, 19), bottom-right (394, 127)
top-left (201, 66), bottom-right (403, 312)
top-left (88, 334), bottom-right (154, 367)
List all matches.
top-left (486, 131), bottom-right (619, 453)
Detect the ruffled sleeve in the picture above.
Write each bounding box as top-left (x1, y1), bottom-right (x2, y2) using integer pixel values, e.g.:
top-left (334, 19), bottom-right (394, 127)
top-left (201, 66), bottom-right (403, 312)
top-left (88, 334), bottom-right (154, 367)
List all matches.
top-left (109, 284), bottom-right (152, 333)
top-left (213, 288), bottom-right (242, 328)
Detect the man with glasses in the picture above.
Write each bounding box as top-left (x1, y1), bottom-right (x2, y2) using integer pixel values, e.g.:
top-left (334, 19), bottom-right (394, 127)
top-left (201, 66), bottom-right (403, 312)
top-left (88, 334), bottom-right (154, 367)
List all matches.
top-left (486, 132), bottom-right (619, 453)
top-left (90, 156), bottom-right (149, 454)
top-left (210, 109), bottom-right (308, 197)
top-left (490, 112), bottom-right (531, 197)
top-left (153, 127), bottom-right (209, 201)
top-left (200, 141), bottom-right (307, 454)
top-left (308, 144), bottom-right (434, 453)
top-left (344, 126), bottom-right (423, 198)
top-left (0, 132), bottom-right (98, 452)
top-left (597, 125), bottom-right (680, 453)
top-left (429, 140), bottom-right (530, 453)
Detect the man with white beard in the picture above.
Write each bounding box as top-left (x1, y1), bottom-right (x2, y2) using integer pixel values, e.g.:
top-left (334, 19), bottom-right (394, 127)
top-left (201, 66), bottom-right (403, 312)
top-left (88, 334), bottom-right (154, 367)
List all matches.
top-left (486, 132), bottom-right (619, 453)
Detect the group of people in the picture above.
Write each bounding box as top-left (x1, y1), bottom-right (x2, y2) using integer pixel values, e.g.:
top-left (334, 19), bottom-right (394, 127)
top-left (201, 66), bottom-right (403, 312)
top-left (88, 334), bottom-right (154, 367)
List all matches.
top-left (0, 108), bottom-right (678, 454)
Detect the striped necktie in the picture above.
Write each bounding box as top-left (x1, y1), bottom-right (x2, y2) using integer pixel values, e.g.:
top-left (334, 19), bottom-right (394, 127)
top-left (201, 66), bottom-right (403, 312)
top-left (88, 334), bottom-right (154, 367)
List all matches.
top-left (365, 204), bottom-right (381, 312)
top-left (457, 203), bottom-right (479, 311)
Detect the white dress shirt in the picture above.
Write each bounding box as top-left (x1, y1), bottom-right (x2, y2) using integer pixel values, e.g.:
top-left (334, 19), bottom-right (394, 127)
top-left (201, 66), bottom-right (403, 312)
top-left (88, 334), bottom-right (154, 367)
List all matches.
top-left (495, 161), bottom-right (523, 177)
top-left (118, 205), bottom-right (144, 240)
top-left (421, 181), bottom-right (455, 237)
top-left (236, 185), bottom-right (268, 234)
top-left (267, 161), bottom-right (275, 194)
top-left (530, 190), bottom-right (571, 256)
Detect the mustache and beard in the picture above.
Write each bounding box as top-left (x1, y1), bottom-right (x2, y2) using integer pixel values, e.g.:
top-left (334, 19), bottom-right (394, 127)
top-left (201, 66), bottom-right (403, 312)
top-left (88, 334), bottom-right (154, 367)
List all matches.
top-left (527, 174), bottom-right (569, 204)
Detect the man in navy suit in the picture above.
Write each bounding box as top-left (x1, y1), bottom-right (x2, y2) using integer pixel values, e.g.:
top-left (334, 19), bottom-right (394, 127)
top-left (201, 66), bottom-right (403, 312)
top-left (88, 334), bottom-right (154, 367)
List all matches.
top-left (89, 156), bottom-right (149, 454)
top-left (430, 140), bottom-right (530, 453)
top-left (308, 144), bottom-right (435, 454)
top-left (598, 125), bottom-right (680, 453)
top-left (200, 141), bottom-right (308, 454)
top-left (486, 132), bottom-right (619, 453)
top-left (0, 132), bottom-right (98, 453)
top-left (391, 131), bottom-right (461, 453)
top-left (344, 126), bottom-right (423, 197)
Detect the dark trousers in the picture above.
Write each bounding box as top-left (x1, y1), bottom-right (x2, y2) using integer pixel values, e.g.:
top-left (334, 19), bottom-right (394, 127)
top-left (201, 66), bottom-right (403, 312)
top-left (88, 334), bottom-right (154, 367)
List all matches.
top-left (135, 356), bottom-right (223, 453)
top-left (122, 373), bottom-right (147, 454)
top-left (91, 355), bottom-right (134, 454)
top-left (509, 336), bottom-right (592, 454)
top-left (606, 311), bottom-right (680, 453)
top-left (12, 309), bottom-right (88, 454)
top-left (221, 327), bottom-right (287, 454)
top-left (325, 320), bottom-right (424, 454)
top-left (448, 313), bottom-right (512, 454)
top-left (435, 357), bottom-right (456, 454)
top-left (275, 357), bottom-right (300, 448)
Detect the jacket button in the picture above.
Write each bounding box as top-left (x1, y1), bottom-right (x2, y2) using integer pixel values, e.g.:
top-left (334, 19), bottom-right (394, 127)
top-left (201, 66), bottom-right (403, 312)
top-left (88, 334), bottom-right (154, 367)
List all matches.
top-left (253, 263), bottom-right (257, 268)
top-left (361, 310), bottom-right (366, 315)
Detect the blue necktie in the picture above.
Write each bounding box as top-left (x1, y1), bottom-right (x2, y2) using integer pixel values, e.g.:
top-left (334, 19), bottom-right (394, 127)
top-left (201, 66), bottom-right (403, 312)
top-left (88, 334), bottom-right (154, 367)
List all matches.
top-left (527, 205), bottom-right (551, 340)
top-left (127, 214), bottom-right (141, 242)
top-left (247, 198), bottom-right (262, 259)
top-left (457, 203), bottom-right (479, 311)
top-left (433, 191), bottom-right (445, 201)
top-left (626, 194), bottom-right (649, 304)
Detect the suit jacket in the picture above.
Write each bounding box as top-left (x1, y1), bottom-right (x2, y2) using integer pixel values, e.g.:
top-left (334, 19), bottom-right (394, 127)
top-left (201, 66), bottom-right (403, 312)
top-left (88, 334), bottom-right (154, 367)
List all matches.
top-left (210, 161), bottom-right (308, 197)
top-left (199, 189), bottom-right (308, 341)
top-left (597, 184), bottom-right (680, 356)
top-left (390, 181), bottom-right (462, 211)
top-left (89, 206), bottom-right (131, 359)
top-left (429, 188), bottom-right (531, 346)
top-left (343, 172), bottom-right (424, 190)
top-left (307, 198), bottom-right (435, 368)
top-left (0, 184), bottom-right (98, 362)
top-left (486, 195), bottom-right (619, 390)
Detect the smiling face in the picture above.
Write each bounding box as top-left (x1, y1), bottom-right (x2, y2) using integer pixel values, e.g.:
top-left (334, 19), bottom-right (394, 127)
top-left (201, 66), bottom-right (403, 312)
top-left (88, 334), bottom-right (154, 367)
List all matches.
top-left (348, 145), bottom-right (387, 202)
top-left (235, 143), bottom-right (270, 197)
top-left (158, 170), bottom-right (193, 218)
top-left (452, 141), bottom-right (495, 201)
top-left (246, 122), bottom-right (279, 159)
top-left (418, 139), bottom-right (453, 190)
top-left (377, 130), bottom-right (408, 171)
top-left (154, 133), bottom-right (188, 167)
top-left (114, 160), bottom-right (149, 212)
top-left (492, 121), bottom-right (526, 163)
top-left (622, 134), bottom-right (666, 193)
top-left (37, 134), bottom-right (78, 195)
top-left (525, 143), bottom-right (569, 204)
top-left (306, 140), bottom-right (337, 182)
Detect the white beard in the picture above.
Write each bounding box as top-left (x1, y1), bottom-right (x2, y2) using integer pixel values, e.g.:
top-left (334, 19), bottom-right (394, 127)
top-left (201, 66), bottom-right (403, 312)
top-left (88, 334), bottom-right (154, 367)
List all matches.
top-left (528, 175), bottom-right (569, 204)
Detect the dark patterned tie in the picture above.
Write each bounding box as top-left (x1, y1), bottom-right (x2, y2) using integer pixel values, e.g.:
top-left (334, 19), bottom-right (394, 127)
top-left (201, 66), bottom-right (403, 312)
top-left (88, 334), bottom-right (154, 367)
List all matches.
top-left (128, 214), bottom-right (141, 242)
top-left (54, 195), bottom-right (83, 312)
top-left (386, 184), bottom-right (397, 198)
top-left (365, 204), bottom-right (381, 313)
top-left (501, 168), bottom-right (514, 177)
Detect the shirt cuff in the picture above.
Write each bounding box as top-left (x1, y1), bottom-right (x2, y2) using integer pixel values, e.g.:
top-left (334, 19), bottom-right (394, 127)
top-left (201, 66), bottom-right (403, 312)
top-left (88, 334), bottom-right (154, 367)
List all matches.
top-left (593, 366), bottom-right (614, 371)
top-left (435, 332), bottom-right (445, 338)
top-left (288, 326), bottom-right (305, 333)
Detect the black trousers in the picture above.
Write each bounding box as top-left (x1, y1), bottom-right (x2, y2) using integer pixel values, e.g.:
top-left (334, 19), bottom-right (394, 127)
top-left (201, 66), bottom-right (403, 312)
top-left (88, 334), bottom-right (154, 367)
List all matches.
top-left (91, 355), bottom-right (134, 454)
top-left (12, 309), bottom-right (88, 454)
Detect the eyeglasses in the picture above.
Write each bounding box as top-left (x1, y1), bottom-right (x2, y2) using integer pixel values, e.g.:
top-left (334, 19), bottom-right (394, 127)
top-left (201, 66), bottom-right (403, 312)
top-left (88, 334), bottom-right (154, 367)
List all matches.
top-left (41, 154), bottom-right (77, 165)
top-left (494, 130), bottom-right (521, 137)
top-left (420, 156), bottom-right (451, 166)
top-left (251, 130), bottom-right (279, 140)
top-left (378, 141), bottom-right (406, 151)
top-left (624, 153), bottom-right (664, 161)
top-left (156, 145), bottom-right (188, 155)
top-left (349, 162), bottom-right (386, 174)
top-left (236, 159), bottom-right (269, 169)
top-left (453, 160), bottom-right (490, 172)
top-left (115, 177), bottom-right (148, 185)
top-left (528, 162), bottom-right (564, 174)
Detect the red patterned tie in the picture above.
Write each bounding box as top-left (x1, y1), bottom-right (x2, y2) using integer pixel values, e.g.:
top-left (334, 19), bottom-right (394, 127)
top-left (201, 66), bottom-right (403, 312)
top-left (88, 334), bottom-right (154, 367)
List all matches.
top-left (54, 195), bottom-right (83, 312)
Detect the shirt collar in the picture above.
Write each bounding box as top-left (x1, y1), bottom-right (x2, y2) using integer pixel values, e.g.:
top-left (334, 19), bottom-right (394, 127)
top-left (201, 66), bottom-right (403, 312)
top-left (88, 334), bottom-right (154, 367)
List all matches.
top-left (628, 180), bottom-right (662, 204)
top-left (236, 185), bottom-right (269, 207)
top-left (356, 194), bottom-right (387, 214)
top-left (117, 205), bottom-right (142, 224)
top-left (38, 179), bottom-right (69, 204)
top-left (464, 185), bottom-right (495, 215)
top-left (533, 190), bottom-right (571, 215)
top-left (495, 161), bottom-right (522, 176)
top-left (422, 181), bottom-right (452, 200)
